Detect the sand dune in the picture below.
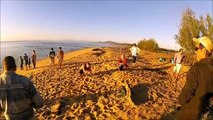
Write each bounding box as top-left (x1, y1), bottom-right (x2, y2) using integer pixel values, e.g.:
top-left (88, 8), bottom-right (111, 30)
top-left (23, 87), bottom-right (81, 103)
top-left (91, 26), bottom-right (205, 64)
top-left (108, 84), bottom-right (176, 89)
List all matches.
top-left (0, 47), bottom-right (189, 120)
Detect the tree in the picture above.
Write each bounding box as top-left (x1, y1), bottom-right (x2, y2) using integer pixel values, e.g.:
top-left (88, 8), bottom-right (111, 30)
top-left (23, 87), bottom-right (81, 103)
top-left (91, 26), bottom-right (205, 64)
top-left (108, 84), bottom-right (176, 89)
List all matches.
top-left (138, 38), bottom-right (159, 51)
top-left (175, 8), bottom-right (213, 51)
top-left (204, 14), bottom-right (213, 40)
top-left (175, 8), bottom-right (200, 51)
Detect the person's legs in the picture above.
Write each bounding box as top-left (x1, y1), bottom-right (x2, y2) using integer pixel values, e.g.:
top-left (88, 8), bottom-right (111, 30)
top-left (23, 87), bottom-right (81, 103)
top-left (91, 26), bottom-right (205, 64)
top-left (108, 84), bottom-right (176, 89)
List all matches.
top-left (50, 58), bottom-right (54, 66)
top-left (32, 59), bottom-right (36, 68)
top-left (119, 64), bottom-right (124, 71)
top-left (25, 62), bottom-right (28, 70)
top-left (58, 59), bottom-right (62, 69)
top-left (176, 63), bottom-right (182, 79)
top-left (132, 56), bottom-right (136, 63)
top-left (53, 58), bottom-right (55, 65)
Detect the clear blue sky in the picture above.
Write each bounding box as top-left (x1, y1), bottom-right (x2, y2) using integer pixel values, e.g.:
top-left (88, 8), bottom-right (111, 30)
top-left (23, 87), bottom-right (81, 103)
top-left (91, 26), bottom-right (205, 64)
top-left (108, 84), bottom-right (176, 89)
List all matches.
top-left (1, 0), bottom-right (212, 49)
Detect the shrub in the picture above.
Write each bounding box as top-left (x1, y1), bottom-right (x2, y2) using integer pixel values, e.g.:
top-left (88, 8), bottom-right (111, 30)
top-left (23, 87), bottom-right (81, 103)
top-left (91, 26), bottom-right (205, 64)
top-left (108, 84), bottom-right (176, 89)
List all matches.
top-left (138, 38), bottom-right (159, 51)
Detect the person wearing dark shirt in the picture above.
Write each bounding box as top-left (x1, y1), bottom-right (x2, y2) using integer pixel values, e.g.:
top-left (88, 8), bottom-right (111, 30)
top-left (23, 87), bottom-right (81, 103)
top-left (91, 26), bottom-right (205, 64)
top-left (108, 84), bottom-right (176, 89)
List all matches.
top-left (23, 53), bottom-right (28, 70)
top-left (49, 48), bottom-right (56, 66)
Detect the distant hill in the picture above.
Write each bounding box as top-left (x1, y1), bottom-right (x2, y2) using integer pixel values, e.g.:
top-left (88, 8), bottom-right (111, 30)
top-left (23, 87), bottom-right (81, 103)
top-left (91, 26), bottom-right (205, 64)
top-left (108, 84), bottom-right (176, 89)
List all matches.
top-left (101, 41), bottom-right (131, 46)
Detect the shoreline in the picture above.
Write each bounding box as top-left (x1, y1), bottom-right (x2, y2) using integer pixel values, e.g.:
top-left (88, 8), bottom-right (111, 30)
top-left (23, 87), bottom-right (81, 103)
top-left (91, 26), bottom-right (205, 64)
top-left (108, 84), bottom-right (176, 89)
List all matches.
top-left (15, 47), bottom-right (94, 76)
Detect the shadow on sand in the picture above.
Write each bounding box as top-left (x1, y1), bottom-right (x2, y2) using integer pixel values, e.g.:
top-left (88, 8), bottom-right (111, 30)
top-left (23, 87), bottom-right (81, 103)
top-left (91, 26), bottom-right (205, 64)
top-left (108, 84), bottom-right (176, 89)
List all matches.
top-left (160, 110), bottom-right (177, 120)
top-left (130, 83), bottom-right (150, 105)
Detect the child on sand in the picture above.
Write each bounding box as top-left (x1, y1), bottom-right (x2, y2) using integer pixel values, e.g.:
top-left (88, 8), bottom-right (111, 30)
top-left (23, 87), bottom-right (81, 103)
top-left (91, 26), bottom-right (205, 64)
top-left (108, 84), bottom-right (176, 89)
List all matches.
top-left (118, 54), bottom-right (128, 71)
top-left (79, 63), bottom-right (92, 74)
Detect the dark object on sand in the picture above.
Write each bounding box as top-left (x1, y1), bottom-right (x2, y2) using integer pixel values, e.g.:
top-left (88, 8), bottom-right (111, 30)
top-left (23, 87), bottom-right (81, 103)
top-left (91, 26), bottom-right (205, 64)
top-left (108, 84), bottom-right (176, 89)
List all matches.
top-left (92, 48), bottom-right (103, 51)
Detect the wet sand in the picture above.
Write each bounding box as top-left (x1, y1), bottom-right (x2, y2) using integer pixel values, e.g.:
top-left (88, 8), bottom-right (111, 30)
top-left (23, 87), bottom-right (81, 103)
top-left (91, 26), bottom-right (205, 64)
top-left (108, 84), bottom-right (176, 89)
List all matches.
top-left (1, 47), bottom-right (189, 120)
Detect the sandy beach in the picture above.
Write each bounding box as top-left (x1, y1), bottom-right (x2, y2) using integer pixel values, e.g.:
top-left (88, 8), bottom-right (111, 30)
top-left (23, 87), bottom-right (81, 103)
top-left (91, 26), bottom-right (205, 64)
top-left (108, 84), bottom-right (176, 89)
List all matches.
top-left (1, 47), bottom-right (189, 120)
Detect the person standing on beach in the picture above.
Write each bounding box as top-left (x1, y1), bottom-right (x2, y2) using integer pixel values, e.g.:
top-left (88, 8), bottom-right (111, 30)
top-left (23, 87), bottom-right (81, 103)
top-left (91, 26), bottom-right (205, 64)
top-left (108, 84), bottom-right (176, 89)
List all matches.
top-left (0, 56), bottom-right (43, 120)
top-left (57, 47), bottom-right (64, 69)
top-left (32, 50), bottom-right (37, 69)
top-left (28, 58), bottom-right (31, 69)
top-left (130, 43), bottom-right (140, 63)
top-left (24, 53), bottom-right (28, 70)
top-left (49, 48), bottom-right (56, 66)
top-left (173, 48), bottom-right (184, 79)
top-left (177, 37), bottom-right (213, 120)
top-left (19, 56), bottom-right (24, 70)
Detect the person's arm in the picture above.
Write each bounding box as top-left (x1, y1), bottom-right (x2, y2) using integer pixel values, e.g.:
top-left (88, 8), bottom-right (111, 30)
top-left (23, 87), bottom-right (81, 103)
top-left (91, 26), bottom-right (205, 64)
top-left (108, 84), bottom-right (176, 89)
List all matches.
top-left (137, 47), bottom-right (141, 52)
top-left (26, 79), bottom-right (43, 108)
top-left (130, 47), bottom-right (133, 52)
top-left (174, 54), bottom-right (177, 63)
top-left (178, 66), bottom-right (198, 105)
top-left (48, 52), bottom-right (51, 58)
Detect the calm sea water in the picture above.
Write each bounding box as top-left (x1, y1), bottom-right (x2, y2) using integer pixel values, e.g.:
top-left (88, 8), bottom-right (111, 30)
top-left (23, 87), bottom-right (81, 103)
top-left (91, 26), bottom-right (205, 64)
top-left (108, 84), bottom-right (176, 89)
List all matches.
top-left (0, 40), bottom-right (109, 69)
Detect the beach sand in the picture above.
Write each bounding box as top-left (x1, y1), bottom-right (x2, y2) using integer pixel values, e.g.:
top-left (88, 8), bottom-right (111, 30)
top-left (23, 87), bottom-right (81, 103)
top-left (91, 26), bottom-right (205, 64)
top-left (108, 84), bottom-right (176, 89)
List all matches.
top-left (0, 47), bottom-right (189, 120)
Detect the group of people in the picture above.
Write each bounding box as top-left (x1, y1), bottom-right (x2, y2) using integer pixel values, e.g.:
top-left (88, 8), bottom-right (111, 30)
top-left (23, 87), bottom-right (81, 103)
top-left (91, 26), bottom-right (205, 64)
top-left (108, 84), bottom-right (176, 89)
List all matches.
top-left (79, 43), bottom-right (141, 74)
top-left (19, 47), bottom-right (65, 70)
top-left (0, 36), bottom-right (212, 120)
top-left (48, 47), bottom-right (64, 69)
top-left (20, 50), bottom-right (37, 70)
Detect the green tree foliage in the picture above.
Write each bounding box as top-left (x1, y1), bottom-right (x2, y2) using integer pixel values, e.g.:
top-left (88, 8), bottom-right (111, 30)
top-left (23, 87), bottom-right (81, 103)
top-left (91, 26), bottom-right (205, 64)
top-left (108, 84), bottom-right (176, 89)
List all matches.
top-left (138, 38), bottom-right (159, 51)
top-left (200, 14), bottom-right (213, 40)
top-left (175, 8), bottom-right (200, 51)
top-left (175, 8), bottom-right (213, 51)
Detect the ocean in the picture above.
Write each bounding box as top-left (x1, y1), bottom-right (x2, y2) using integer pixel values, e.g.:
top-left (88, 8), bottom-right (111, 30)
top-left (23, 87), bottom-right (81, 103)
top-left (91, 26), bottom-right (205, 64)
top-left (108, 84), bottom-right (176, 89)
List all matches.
top-left (0, 40), bottom-right (110, 69)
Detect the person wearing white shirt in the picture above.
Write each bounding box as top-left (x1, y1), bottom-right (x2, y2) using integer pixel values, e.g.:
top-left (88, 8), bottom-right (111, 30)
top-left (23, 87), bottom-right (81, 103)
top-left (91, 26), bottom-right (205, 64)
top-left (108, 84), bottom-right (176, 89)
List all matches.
top-left (130, 43), bottom-right (140, 63)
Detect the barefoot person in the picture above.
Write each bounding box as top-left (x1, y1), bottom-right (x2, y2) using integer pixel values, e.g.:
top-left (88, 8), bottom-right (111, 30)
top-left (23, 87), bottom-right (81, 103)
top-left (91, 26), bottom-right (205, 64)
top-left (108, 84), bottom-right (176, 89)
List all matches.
top-left (118, 54), bottom-right (128, 71)
top-left (49, 48), bottom-right (56, 66)
top-left (24, 53), bottom-right (28, 70)
top-left (79, 63), bottom-right (92, 74)
top-left (32, 50), bottom-right (37, 69)
top-left (130, 43), bottom-right (140, 63)
top-left (0, 56), bottom-right (43, 120)
top-left (173, 48), bottom-right (184, 79)
top-left (57, 47), bottom-right (64, 69)
top-left (19, 56), bottom-right (24, 70)
top-left (177, 37), bottom-right (213, 120)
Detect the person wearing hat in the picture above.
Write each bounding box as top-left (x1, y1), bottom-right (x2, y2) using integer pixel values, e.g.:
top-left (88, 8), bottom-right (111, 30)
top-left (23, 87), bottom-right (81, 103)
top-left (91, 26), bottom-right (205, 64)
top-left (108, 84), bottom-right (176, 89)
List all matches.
top-left (130, 43), bottom-right (140, 63)
top-left (0, 56), bottom-right (43, 120)
top-left (177, 36), bottom-right (213, 120)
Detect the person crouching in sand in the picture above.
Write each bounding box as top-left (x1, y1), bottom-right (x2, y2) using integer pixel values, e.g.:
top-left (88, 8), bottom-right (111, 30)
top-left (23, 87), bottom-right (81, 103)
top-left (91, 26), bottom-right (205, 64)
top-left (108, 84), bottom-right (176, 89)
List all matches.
top-left (79, 63), bottom-right (92, 74)
top-left (57, 47), bottom-right (64, 69)
top-left (118, 54), bottom-right (128, 71)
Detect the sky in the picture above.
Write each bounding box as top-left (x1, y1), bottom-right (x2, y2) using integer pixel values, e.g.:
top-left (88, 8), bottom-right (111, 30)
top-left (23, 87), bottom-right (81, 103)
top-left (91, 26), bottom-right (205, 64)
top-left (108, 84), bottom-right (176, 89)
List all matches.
top-left (1, 0), bottom-right (212, 49)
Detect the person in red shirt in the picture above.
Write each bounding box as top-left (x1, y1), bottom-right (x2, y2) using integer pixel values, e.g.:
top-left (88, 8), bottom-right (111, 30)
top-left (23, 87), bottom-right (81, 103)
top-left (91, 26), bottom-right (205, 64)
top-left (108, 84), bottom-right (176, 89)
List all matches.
top-left (118, 54), bottom-right (128, 71)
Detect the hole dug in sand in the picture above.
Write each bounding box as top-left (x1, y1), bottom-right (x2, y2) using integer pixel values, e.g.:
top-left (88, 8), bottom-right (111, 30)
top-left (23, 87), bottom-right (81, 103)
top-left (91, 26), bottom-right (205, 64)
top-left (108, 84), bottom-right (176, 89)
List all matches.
top-left (130, 83), bottom-right (150, 105)
top-left (123, 81), bottom-right (150, 106)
